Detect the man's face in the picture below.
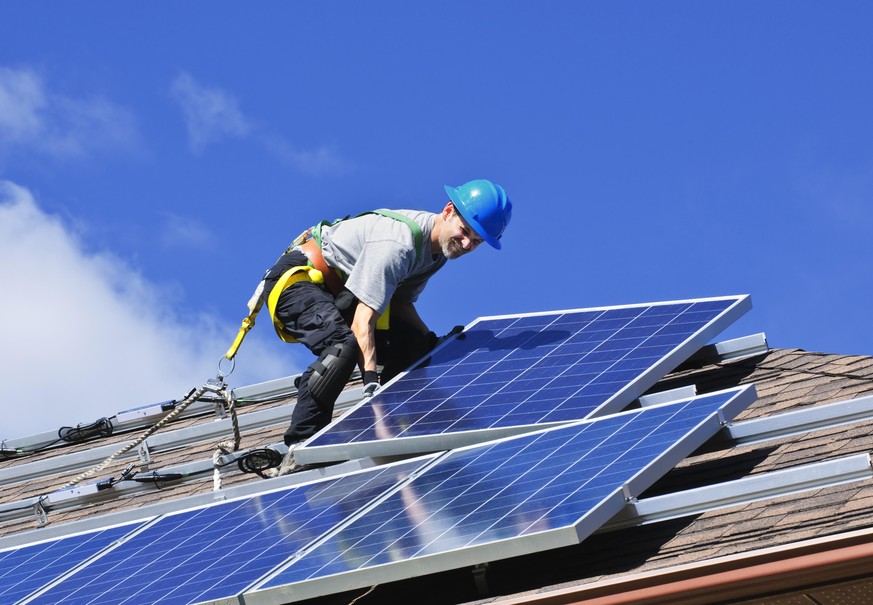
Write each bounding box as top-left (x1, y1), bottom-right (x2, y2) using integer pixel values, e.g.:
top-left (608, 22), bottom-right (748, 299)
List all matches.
top-left (441, 205), bottom-right (484, 259)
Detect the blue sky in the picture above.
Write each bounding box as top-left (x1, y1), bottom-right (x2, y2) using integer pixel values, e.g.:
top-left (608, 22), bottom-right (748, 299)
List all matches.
top-left (2, 2), bottom-right (871, 437)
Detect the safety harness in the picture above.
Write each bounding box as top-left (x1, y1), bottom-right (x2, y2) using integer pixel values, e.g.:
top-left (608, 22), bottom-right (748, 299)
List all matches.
top-left (225, 210), bottom-right (425, 360)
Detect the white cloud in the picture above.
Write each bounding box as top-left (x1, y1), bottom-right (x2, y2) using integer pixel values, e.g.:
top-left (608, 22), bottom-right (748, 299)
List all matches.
top-left (262, 134), bottom-right (352, 176)
top-left (158, 212), bottom-right (217, 251)
top-left (0, 67), bottom-right (43, 139)
top-left (170, 72), bottom-right (252, 154)
top-left (169, 71), bottom-right (352, 174)
top-left (0, 181), bottom-right (305, 439)
top-left (0, 65), bottom-right (139, 159)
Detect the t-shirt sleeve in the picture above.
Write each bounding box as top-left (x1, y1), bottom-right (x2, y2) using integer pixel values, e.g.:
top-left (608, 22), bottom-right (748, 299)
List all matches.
top-left (342, 239), bottom-right (415, 315)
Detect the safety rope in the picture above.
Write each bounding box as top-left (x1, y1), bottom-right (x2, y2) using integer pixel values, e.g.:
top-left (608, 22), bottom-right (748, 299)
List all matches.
top-left (211, 384), bottom-right (242, 491)
top-left (56, 383), bottom-right (210, 491)
top-left (224, 386), bottom-right (241, 451)
top-left (56, 375), bottom-right (240, 492)
top-left (212, 441), bottom-right (234, 491)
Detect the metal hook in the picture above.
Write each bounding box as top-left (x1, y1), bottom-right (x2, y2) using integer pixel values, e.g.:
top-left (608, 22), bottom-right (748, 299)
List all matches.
top-left (217, 356), bottom-right (235, 379)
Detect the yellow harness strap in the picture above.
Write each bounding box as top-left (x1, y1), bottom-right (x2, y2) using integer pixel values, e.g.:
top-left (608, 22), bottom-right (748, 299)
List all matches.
top-left (225, 314), bottom-right (258, 361)
top-left (225, 281), bottom-right (264, 360)
top-left (376, 302), bottom-right (391, 331)
top-left (266, 266), bottom-right (324, 343)
top-left (224, 265), bottom-right (324, 359)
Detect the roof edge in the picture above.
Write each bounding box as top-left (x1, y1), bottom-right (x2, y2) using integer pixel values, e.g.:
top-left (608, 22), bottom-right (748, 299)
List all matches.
top-left (498, 525), bottom-right (873, 605)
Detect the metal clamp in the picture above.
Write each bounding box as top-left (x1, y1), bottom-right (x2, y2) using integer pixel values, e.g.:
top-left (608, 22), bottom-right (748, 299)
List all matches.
top-left (33, 498), bottom-right (48, 527)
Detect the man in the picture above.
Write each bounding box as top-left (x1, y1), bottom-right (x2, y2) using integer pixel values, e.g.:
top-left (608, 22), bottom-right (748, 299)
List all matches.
top-left (262, 179), bottom-right (512, 466)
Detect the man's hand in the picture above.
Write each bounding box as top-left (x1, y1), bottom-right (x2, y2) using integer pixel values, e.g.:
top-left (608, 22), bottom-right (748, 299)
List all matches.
top-left (437, 325), bottom-right (465, 346)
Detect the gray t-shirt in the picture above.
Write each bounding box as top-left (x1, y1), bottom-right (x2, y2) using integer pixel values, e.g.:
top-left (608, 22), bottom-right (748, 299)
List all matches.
top-left (320, 210), bottom-right (446, 315)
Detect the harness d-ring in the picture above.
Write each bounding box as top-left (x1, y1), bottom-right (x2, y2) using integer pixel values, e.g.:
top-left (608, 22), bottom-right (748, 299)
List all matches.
top-left (217, 356), bottom-right (235, 379)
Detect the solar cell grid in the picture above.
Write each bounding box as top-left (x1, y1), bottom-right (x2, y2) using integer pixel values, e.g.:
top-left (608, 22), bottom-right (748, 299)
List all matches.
top-left (0, 522), bottom-right (144, 605)
top-left (26, 458), bottom-right (430, 605)
top-left (255, 386), bottom-right (755, 602)
top-left (296, 297), bottom-right (749, 464)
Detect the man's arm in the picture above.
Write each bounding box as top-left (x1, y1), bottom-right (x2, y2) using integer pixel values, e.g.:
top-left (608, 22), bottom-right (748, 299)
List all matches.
top-left (389, 299), bottom-right (429, 336)
top-left (350, 300), bottom-right (380, 374)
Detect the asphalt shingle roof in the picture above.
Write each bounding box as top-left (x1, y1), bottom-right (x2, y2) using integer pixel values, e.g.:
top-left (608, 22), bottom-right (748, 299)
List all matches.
top-left (2, 347), bottom-right (872, 604)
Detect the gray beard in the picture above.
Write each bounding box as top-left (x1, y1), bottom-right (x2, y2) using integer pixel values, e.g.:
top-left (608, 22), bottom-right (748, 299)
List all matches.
top-left (441, 238), bottom-right (464, 259)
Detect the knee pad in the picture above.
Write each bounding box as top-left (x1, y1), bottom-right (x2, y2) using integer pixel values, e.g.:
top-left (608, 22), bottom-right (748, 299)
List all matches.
top-left (308, 341), bottom-right (358, 404)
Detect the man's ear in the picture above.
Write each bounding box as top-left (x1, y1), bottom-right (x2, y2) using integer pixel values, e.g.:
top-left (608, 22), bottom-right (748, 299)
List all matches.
top-left (442, 201), bottom-right (455, 219)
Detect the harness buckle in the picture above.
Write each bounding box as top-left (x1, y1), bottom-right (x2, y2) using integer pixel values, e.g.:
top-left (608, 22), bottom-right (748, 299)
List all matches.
top-left (292, 228), bottom-right (312, 248)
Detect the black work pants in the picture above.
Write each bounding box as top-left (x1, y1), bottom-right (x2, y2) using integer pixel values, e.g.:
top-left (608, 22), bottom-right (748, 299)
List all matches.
top-left (264, 250), bottom-right (438, 446)
top-left (264, 251), bottom-right (358, 445)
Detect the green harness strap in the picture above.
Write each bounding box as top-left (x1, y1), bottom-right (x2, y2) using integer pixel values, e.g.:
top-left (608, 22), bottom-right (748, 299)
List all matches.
top-left (364, 209), bottom-right (425, 265)
top-left (310, 209), bottom-right (425, 265)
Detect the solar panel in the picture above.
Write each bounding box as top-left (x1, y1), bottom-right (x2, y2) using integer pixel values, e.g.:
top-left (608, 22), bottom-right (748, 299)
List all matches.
top-left (11, 386), bottom-right (755, 605)
top-left (25, 458), bottom-right (431, 605)
top-left (247, 385), bottom-right (756, 604)
top-left (295, 296), bottom-right (751, 464)
top-left (0, 521), bottom-right (145, 605)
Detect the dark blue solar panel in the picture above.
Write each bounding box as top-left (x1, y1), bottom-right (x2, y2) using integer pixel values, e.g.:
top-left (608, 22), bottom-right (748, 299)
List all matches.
top-left (0, 522), bottom-right (143, 605)
top-left (257, 386), bottom-right (754, 595)
top-left (16, 386), bottom-right (754, 605)
top-left (297, 297), bottom-right (749, 462)
top-left (26, 459), bottom-right (428, 605)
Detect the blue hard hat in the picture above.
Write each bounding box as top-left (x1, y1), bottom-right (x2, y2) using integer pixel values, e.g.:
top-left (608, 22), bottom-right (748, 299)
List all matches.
top-left (443, 179), bottom-right (512, 250)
